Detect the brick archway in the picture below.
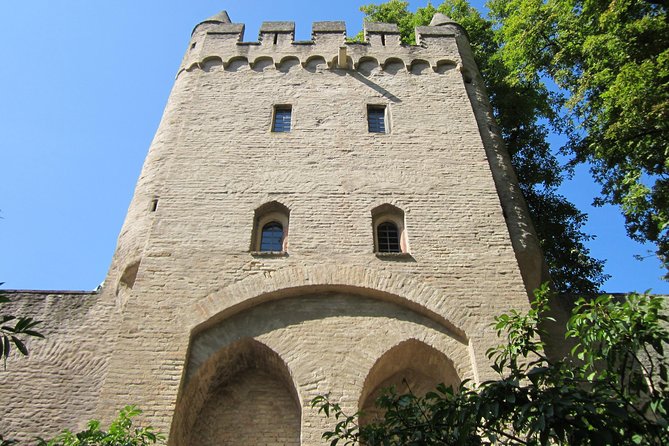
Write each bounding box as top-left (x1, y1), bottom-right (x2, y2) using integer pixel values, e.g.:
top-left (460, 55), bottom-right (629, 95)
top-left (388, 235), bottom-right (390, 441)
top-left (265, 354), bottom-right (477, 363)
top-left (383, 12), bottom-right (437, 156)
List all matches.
top-left (185, 264), bottom-right (473, 343)
top-left (176, 266), bottom-right (481, 445)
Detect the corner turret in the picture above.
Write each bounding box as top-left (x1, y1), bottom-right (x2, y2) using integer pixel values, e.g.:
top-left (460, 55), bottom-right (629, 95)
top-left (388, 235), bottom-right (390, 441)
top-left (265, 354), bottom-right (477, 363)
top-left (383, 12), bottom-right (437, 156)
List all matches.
top-left (192, 11), bottom-right (231, 33)
top-left (190, 10), bottom-right (244, 44)
top-left (429, 12), bottom-right (456, 26)
top-left (415, 13), bottom-right (469, 47)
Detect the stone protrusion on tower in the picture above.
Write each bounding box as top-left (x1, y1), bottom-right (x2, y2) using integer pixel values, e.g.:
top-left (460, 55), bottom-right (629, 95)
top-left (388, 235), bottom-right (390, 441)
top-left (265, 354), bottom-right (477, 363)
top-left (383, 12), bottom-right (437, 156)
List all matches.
top-left (260, 21), bottom-right (295, 46)
top-left (364, 22), bottom-right (401, 47)
top-left (415, 14), bottom-right (466, 47)
top-left (191, 10), bottom-right (244, 40)
top-left (186, 11), bottom-right (244, 65)
top-left (194, 11), bottom-right (231, 28)
top-left (429, 12), bottom-right (456, 26)
top-left (312, 21), bottom-right (346, 45)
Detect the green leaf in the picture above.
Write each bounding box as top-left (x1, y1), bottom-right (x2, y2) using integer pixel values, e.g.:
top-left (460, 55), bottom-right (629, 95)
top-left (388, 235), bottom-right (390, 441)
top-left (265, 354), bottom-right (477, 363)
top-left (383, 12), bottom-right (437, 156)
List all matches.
top-left (11, 336), bottom-right (27, 356)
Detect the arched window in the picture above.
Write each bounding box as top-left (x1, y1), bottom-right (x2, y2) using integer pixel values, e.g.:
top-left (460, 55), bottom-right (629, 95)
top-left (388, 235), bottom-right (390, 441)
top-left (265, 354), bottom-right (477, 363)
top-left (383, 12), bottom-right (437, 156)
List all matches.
top-left (371, 204), bottom-right (408, 254)
top-left (251, 201), bottom-right (290, 254)
top-left (377, 222), bottom-right (400, 253)
top-left (260, 222), bottom-right (284, 252)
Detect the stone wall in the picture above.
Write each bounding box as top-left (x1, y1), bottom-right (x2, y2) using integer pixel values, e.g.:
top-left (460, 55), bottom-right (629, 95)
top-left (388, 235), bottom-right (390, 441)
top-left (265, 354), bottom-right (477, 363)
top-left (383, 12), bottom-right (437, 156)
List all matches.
top-left (0, 290), bottom-right (116, 441)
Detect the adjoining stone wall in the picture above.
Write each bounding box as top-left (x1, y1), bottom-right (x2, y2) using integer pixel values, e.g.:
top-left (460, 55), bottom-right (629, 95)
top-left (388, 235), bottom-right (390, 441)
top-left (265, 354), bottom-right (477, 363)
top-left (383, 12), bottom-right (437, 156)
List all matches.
top-left (0, 290), bottom-right (116, 442)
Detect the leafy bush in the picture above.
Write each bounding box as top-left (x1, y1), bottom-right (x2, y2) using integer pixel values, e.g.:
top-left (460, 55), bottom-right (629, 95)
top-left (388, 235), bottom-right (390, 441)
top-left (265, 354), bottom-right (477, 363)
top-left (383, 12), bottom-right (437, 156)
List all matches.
top-left (314, 285), bottom-right (669, 445)
top-left (36, 406), bottom-right (163, 446)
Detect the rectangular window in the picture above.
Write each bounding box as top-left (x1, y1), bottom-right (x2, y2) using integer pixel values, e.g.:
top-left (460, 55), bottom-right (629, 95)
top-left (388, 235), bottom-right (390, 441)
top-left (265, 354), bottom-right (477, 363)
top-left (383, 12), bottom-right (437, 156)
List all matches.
top-left (272, 106), bottom-right (292, 132)
top-left (367, 105), bottom-right (386, 133)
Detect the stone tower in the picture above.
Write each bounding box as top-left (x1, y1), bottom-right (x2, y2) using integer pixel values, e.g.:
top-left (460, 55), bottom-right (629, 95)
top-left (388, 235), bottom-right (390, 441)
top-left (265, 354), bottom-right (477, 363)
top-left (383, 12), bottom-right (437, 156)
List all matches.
top-left (0, 11), bottom-right (547, 445)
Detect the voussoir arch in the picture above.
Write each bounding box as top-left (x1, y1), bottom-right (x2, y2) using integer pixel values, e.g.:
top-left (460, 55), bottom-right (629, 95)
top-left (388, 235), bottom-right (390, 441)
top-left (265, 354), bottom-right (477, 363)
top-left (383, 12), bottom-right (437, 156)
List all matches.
top-left (186, 264), bottom-right (471, 343)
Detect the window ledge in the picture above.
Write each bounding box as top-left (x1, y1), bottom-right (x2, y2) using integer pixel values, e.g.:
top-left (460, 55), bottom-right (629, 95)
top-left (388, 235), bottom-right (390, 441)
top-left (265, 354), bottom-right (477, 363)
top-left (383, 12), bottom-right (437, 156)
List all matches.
top-left (250, 251), bottom-right (288, 258)
top-left (375, 252), bottom-right (414, 261)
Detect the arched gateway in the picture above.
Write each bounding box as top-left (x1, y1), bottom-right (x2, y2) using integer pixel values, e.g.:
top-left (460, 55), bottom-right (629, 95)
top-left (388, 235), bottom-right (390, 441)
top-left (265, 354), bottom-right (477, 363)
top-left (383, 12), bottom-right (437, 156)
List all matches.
top-left (170, 270), bottom-right (474, 445)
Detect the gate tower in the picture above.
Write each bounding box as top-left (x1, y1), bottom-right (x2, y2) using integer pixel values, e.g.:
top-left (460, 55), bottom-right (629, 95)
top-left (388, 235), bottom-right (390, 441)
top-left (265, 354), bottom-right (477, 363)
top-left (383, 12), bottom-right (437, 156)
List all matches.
top-left (0, 11), bottom-right (547, 445)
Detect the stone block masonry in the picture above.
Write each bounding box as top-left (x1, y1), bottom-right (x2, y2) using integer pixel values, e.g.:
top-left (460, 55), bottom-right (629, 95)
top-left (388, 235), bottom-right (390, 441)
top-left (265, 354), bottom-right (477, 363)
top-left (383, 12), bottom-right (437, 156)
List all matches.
top-left (0, 291), bottom-right (116, 442)
top-left (0, 11), bottom-right (546, 445)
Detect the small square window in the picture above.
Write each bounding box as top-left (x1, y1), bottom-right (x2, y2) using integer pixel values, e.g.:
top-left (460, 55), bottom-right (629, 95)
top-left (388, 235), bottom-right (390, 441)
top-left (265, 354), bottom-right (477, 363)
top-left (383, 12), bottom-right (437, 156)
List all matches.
top-left (367, 105), bottom-right (386, 133)
top-left (272, 106), bottom-right (292, 132)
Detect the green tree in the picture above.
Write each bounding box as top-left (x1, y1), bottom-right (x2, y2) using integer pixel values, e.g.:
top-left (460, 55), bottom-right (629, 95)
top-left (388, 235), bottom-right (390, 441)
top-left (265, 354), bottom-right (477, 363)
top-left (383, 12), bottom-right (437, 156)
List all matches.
top-left (313, 286), bottom-right (669, 445)
top-left (358, 0), bottom-right (608, 294)
top-left (487, 0), bottom-right (669, 275)
top-left (37, 406), bottom-right (163, 446)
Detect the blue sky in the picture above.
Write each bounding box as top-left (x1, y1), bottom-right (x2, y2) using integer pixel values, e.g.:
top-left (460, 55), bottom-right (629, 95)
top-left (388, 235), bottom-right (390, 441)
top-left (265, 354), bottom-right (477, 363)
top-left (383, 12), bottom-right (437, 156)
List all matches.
top-left (0, 1), bottom-right (666, 293)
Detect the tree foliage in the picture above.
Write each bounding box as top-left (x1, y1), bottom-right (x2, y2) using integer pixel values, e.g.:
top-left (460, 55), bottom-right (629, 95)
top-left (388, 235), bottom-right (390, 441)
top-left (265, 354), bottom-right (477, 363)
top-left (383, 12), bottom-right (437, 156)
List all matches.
top-left (358, 0), bottom-right (608, 294)
top-left (487, 0), bottom-right (669, 274)
top-left (36, 406), bottom-right (163, 446)
top-left (313, 285), bottom-right (669, 445)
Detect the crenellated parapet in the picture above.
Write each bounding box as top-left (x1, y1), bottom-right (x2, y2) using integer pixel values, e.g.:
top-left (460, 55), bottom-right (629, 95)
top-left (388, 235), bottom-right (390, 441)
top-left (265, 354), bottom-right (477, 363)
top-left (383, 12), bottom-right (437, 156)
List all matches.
top-left (179, 11), bottom-right (472, 79)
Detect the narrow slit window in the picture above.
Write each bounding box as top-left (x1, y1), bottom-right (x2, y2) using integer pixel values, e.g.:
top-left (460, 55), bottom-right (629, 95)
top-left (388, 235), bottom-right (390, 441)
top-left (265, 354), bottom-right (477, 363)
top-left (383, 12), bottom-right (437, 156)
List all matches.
top-left (272, 106), bottom-right (292, 132)
top-left (368, 105), bottom-right (386, 133)
top-left (377, 222), bottom-right (401, 253)
top-left (260, 222), bottom-right (284, 252)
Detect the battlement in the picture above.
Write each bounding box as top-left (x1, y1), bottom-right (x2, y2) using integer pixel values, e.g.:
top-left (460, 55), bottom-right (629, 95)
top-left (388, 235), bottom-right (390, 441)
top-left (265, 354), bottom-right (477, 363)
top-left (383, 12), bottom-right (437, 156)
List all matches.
top-left (179, 11), bottom-right (471, 78)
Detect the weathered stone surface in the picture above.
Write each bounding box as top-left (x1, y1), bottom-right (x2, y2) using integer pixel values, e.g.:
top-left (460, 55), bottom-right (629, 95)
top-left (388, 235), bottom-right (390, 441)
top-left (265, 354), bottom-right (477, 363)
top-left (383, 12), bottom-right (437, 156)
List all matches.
top-left (364, 22), bottom-right (400, 34)
top-left (260, 21), bottom-right (295, 33)
top-left (312, 21), bottom-right (346, 33)
top-left (0, 291), bottom-right (116, 441)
